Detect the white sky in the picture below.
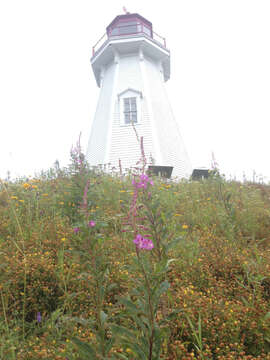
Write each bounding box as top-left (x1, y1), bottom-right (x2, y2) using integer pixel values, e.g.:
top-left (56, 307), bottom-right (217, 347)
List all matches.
top-left (0, 0), bottom-right (269, 182)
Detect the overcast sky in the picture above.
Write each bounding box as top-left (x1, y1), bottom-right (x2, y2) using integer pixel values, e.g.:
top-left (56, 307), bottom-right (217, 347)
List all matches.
top-left (0, 0), bottom-right (269, 182)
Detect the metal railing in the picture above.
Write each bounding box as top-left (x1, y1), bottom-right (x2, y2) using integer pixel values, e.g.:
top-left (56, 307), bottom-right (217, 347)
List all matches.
top-left (153, 31), bottom-right (166, 49)
top-left (92, 23), bottom-right (167, 57)
top-left (92, 32), bottom-right (107, 57)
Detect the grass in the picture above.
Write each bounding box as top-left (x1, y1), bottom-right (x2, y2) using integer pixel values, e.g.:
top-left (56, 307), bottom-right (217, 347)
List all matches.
top-left (1, 154), bottom-right (270, 359)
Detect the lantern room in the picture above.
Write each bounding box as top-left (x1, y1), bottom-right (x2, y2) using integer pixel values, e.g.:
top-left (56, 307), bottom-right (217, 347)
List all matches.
top-left (106, 13), bottom-right (153, 38)
top-left (91, 12), bottom-right (170, 87)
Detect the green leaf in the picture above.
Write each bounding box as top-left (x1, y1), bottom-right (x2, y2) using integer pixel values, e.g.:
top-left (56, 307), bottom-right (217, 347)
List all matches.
top-left (111, 324), bottom-right (135, 340)
top-left (100, 310), bottom-right (108, 327)
top-left (166, 236), bottom-right (183, 252)
top-left (105, 337), bottom-right (115, 353)
top-left (155, 259), bottom-right (176, 276)
top-left (153, 280), bottom-right (170, 307)
top-left (49, 308), bottom-right (63, 323)
top-left (71, 337), bottom-right (96, 359)
top-left (98, 285), bottom-right (105, 303)
top-left (120, 298), bottom-right (139, 313)
top-left (127, 341), bottom-right (148, 360)
top-left (136, 298), bottom-right (147, 315)
top-left (114, 354), bottom-right (129, 359)
top-left (264, 312), bottom-right (270, 320)
top-left (152, 327), bottom-right (162, 358)
top-left (132, 314), bottom-right (149, 333)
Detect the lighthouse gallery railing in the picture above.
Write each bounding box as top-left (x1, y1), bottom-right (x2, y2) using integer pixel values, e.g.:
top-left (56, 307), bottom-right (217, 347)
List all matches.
top-left (92, 24), bottom-right (167, 57)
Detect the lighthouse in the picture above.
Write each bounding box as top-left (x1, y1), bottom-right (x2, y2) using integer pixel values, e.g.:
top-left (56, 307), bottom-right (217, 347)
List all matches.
top-left (86, 11), bottom-right (192, 178)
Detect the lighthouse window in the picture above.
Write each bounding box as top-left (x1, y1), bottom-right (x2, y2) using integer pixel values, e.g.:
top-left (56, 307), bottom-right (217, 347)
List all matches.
top-left (123, 97), bottom-right (137, 124)
top-left (110, 21), bottom-right (138, 36)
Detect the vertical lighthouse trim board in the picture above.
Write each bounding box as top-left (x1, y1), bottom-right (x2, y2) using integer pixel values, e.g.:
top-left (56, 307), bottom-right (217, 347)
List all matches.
top-left (87, 13), bottom-right (192, 178)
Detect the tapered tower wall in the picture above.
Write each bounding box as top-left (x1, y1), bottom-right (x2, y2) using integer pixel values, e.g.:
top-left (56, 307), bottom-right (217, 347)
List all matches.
top-left (87, 62), bottom-right (116, 165)
top-left (144, 57), bottom-right (192, 177)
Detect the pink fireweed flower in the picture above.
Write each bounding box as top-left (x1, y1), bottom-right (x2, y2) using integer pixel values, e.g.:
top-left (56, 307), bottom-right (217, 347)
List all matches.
top-left (132, 174), bottom-right (154, 189)
top-left (141, 174), bottom-right (154, 186)
top-left (88, 220), bottom-right (96, 227)
top-left (133, 234), bottom-right (154, 250)
top-left (73, 227), bottom-right (80, 233)
top-left (140, 174), bottom-right (149, 182)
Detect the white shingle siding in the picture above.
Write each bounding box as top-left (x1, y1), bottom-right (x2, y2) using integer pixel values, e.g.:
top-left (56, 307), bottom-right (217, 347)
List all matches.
top-left (109, 95), bottom-right (154, 172)
top-left (143, 56), bottom-right (192, 178)
top-left (86, 62), bottom-right (116, 165)
top-left (87, 39), bottom-right (192, 178)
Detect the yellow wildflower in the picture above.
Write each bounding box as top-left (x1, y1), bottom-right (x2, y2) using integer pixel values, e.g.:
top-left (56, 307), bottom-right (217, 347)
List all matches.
top-left (182, 224), bottom-right (189, 229)
top-left (23, 183), bottom-right (31, 189)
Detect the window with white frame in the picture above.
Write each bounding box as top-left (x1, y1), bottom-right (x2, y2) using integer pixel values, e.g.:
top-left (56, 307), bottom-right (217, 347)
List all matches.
top-left (118, 89), bottom-right (142, 125)
top-left (123, 97), bottom-right (137, 124)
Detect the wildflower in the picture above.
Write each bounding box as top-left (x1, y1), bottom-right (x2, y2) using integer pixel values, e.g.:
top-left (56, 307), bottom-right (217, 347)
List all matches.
top-left (182, 224), bottom-right (188, 229)
top-left (88, 220), bottom-right (96, 227)
top-left (61, 237), bottom-right (67, 242)
top-left (23, 183), bottom-right (31, 189)
top-left (11, 196), bottom-right (18, 200)
top-left (37, 312), bottom-right (42, 323)
top-left (132, 174), bottom-right (153, 189)
top-left (73, 227), bottom-right (80, 234)
top-left (133, 234), bottom-right (154, 250)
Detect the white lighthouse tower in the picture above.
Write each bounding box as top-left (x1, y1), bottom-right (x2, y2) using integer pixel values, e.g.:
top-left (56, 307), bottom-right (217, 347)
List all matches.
top-left (86, 11), bottom-right (192, 178)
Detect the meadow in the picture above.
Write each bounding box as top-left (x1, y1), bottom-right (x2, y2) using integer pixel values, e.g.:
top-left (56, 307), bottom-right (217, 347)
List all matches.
top-left (1, 146), bottom-right (270, 359)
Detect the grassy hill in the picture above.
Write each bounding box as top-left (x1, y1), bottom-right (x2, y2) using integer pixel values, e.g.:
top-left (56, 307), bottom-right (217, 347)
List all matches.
top-left (1, 154), bottom-right (270, 359)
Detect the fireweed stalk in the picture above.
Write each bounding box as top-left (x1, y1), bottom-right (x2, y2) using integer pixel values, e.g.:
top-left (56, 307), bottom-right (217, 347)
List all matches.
top-left (130, 173), bottom-right (163, 359)
top-left (111, 138), bottom-right (174, 360)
